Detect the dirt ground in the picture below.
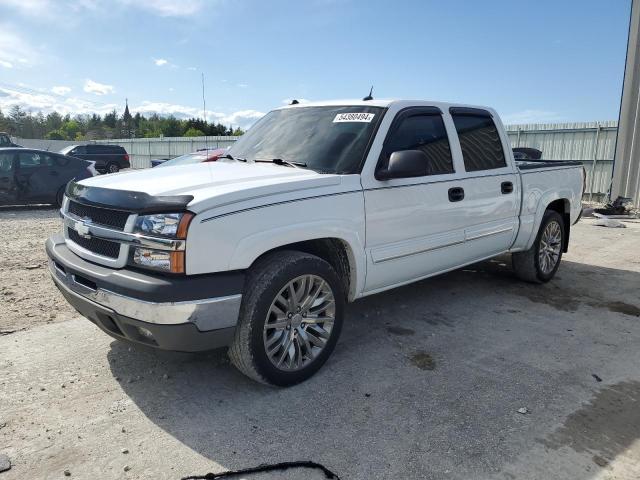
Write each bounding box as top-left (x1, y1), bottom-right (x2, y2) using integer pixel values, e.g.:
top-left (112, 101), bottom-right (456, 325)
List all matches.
top-left (1, 207), bottom-right (640, 479)
top-left (0, 207), bottom-right (75, 335)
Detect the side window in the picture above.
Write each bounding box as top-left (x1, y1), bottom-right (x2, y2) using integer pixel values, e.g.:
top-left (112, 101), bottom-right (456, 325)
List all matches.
top-left (0, 153), bottom-right (14, 172)
top-left (381, 114), bottom-right (454, 175)
top-left (55, 154), bottom-right (71, 167)
top-left (451, 113), bottom-right (507, 172)
top-left (73, 146), bottom-right (86, 155)
top-left (18, 152), bottom-right (54, 168)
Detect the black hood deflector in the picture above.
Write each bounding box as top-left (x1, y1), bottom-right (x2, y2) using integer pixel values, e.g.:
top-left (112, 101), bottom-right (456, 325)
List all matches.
top-left (66, 181), bottom-right (193, 214)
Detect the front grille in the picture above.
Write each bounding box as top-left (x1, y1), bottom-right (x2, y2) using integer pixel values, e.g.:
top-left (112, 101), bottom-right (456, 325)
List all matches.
top-left (68, 200), bottom-right (130, 230)
top-left (68, 229), bottom-right (121, 259)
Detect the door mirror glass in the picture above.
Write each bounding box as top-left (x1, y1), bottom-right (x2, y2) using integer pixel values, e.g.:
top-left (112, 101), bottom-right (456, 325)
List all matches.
top-left (376, 149), bottom-right (429, 180)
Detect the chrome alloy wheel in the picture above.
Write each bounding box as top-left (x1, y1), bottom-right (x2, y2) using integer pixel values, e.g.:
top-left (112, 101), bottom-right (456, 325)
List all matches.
top-left (263, 274), bottom-right (336, 371)
top-left (538, 220), bottom-right (562, 274)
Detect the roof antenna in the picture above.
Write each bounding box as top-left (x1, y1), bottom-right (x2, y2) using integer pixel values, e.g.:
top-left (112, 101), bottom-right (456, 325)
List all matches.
top-left (290, 99), bottom-right (299, 105)
top-left (363, 86), bottom-right (373, 101)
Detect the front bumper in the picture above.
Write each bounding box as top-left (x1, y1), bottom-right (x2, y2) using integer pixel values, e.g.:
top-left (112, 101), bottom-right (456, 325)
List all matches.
top-left (46, 235), bottom-right (244, 352)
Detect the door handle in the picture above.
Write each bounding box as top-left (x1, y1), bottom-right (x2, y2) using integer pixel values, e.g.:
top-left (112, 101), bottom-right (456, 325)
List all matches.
top-left (448, 187), bottom-right (465, 202)
top-left (501, 181), bottom-right (514, 194)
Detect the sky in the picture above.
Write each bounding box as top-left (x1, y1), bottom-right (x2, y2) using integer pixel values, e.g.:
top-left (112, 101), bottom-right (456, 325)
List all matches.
top-left (0, 0), bottom-right (632, 129)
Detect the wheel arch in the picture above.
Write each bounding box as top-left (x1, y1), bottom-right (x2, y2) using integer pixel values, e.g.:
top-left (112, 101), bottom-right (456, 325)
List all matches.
top-left (232, 233), bottom-right (364, 302)
top-left (520, 193), bottom-right (572, 253)
top-left (545, 198), bottom-right (571, 253)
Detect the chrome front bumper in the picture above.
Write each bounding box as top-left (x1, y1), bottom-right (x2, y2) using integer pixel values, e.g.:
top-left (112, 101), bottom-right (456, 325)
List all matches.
top-left (49, 260), bottom-right (242, 330)
top-left (46, 235), bottom-right (243, 351)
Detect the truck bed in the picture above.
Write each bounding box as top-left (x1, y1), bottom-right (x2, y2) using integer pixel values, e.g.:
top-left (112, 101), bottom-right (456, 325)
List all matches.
top-left (516, 159), bottom-right (583, 170)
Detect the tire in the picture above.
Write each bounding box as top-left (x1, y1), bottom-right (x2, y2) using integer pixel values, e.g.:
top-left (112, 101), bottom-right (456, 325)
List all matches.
top-left (106, 162), bottom-right (119, 174)
top-left (55, 186), bottom-right (65, 208)
top-left (512, 210), bottom-right (565, 283)
top-left (229, 250), bottom-right (345, 386)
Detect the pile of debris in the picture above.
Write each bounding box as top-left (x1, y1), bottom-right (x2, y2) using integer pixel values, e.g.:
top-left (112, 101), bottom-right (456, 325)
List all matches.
top-left (584, 197), bottom-right (638, 228)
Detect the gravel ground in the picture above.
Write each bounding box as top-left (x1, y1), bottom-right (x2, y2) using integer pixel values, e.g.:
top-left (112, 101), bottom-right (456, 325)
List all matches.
top-left (0, 207), bottom-right (75, 335)
top-left (1, 211), bottom-right (640, 480)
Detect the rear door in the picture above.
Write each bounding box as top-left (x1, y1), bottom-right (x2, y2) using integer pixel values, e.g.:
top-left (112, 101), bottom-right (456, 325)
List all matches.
top-left (448, 108), bottom-right (519, 259)
top-left (0, 151), bottom-right (17, 204)
top-left (16, 150), bottom-right (60, 203)
top-left (362, 107), bottom-right (473, 293)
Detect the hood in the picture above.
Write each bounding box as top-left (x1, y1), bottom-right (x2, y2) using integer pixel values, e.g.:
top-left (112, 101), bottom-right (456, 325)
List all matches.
top-left (77, 160), bottom-right (346, 213)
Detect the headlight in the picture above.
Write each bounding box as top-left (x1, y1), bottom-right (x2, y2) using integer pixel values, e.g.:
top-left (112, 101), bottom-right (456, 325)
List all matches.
top-left (134, 213), bottom-right (185, 237)
top-left (130, 212), bottom-right (193, 273)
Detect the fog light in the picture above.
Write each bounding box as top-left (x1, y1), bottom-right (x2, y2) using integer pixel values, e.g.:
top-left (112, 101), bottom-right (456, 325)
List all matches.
top-left (132, 248), bottom-right (185, 273)
top-left (136, 326), bottom-right (154, 339)
top-left (133, 248), bottom-right (170, 270)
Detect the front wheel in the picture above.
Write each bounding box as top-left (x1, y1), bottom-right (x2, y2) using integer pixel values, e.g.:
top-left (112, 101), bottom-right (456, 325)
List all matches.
top-left (512, 210), bottom-right (564, 283)
top-left (229, 251), bottom-right (345, 386)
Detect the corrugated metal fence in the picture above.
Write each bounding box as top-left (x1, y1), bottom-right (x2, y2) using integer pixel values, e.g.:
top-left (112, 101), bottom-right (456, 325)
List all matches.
top-left (14, 121), bottom-right (618, 199)
top-left (97, 136), bottom-right (239, 168)
top-left (505, 121), bottom-right (617, 201)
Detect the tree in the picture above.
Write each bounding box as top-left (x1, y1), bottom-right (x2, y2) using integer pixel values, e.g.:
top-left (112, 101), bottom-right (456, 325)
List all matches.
top-left (183, 127), bottom-right (205, 137)
top-left (0, 104), bottom-right (251, 141)
top-left (45, 129), bottom-right (66, 140)
top-left (104, 109), bottom-right (117, 128)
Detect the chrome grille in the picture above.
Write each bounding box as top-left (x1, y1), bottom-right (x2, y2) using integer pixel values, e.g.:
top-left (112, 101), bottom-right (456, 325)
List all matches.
top-left (68, 229), bottom-right (121, 259)
top-left (68, 200), bottom-right (129, 230)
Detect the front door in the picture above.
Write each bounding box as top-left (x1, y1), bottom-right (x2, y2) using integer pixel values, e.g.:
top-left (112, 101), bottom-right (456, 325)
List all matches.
top-left (362, 107), bottom-right (472, 293)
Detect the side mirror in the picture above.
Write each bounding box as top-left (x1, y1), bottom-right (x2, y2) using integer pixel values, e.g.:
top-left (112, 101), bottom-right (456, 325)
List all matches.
top-left (376, 149), bottom-right (429, 180)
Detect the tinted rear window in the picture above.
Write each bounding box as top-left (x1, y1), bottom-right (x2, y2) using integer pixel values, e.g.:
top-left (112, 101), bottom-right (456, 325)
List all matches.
top-left (451, 114), bottom-right (507, 172)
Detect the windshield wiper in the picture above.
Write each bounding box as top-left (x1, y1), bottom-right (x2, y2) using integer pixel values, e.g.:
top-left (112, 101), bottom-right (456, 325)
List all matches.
top-left (220, 153), bottom-right (247, 162)
top-left (253, 158), bottom-right (307, 169)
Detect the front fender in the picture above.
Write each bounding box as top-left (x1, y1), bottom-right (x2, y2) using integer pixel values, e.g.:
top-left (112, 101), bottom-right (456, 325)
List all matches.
top-left (185, 192), bottom-right (366, 300)
top-left (229, 221), bottom-right (366, 300)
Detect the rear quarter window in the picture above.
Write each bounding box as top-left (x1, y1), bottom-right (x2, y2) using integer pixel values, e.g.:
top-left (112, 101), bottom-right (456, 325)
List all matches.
top-left (451, 113), bottom-right (507, 172)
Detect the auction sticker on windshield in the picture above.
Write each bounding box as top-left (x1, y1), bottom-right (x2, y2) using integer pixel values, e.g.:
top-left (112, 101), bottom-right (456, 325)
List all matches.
top-left (333, 112), bottom-right (375, 123)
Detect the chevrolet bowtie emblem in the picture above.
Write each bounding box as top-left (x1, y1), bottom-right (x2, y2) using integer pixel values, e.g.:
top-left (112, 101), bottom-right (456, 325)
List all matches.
top-left (75, 220), bottom-right (91, 239)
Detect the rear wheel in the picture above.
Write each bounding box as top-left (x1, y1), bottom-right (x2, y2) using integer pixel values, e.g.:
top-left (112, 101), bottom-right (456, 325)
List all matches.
top-left (106, 162), bottom-right (119, 174)
top-left (512, 210), bottom-right (564, 283)
top-left (229, 251), bottom-right (345, 386)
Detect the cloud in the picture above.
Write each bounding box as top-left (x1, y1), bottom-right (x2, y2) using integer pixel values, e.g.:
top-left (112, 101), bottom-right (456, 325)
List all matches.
top-left (0, 85), bottom-right (118, 116)
top-left (117, 0), bottom-right (204, 17)
top-left (51, 86), bottom-right (71, 95)
top-left (83, 79), bottom-right (114, 96)
top-left (219, 109), bottom-right (264, 127)
top-left (0, 86), bottom-right (264, 130)
top-left (237, 83), bottom-right (248, 88)
top-left (134, 101), bottom-right (264, 129)
top-left (502, 109), bottom-right (563, 125)
top-left (154, 58), bottom-right (168, 67)
top-left (0, 28), bottom-right (39, 68)
top-left (0, 0), bottom-right (204, 19)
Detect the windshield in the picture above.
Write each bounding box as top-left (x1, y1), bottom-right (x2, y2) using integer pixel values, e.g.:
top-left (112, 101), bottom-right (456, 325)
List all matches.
top-left (228, 106), bottom-right (384, 174)
top-left (159, 152), bottom-right (210, 167)
top-left (59, 145), bottom-right (75, 155)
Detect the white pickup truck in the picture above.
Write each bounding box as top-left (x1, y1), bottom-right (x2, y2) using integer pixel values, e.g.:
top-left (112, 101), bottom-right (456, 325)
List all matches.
top-left (46, 99), bottom-right (584, 386)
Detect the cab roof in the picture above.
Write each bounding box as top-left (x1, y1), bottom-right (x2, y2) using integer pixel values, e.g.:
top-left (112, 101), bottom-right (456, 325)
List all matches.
top-left (276, 98), bottom-right (496, 113)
